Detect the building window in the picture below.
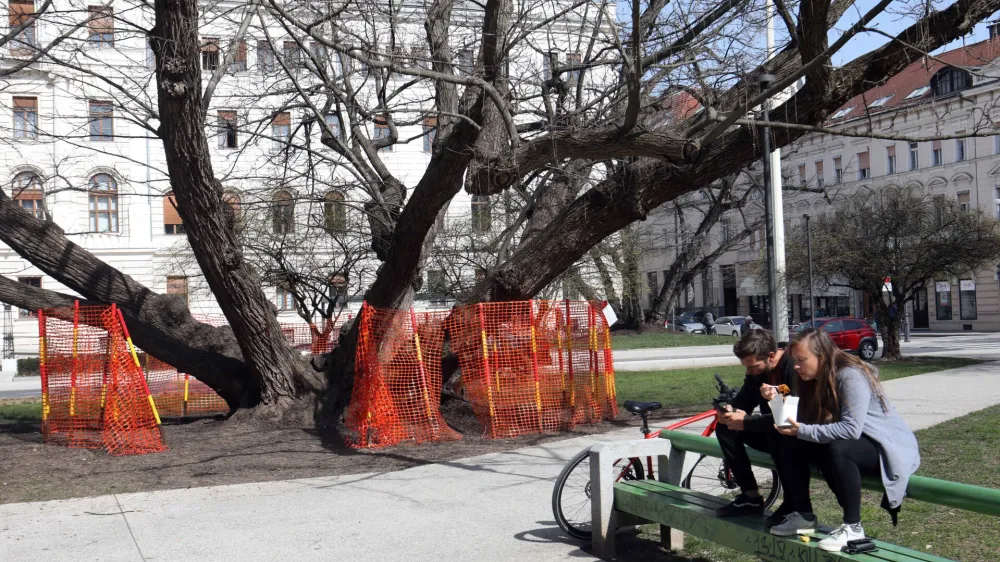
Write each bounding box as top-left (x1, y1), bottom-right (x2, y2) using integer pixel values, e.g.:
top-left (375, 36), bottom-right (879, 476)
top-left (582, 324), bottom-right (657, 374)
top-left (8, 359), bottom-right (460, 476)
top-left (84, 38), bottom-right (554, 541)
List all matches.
top-left (932, 140), bottom-right (942, 166)
top-left (909, 142), bottom-right (919, 170)
top-left (88, 101), bottom-right (114, 141)
top-left (646, 271), bottom-right (658, 309)
top-left (427, 269), bottom-right (447, 295)
top-left (201, 37), bottom-right (220, 71)
top-left (373, 118), bottom-right (392, 152)
top-left (217, 110), bottom-right (237, 148)
top-left (87, 6), bottom-right (114, 46)
top-left (814, 160), bottom-right (824, 187)
top-left (146, 38), bottom-right (155, 69)
top-left (455, 48), bottom-right (473, 76)
top-left (223, 191), bottom-right (241, 227)
top-left (955, 132), bottom-right (966, 162)
top-left (931, 67), bottom-right (971, 97)
top-left (471, 194), bottom-right (490, 233)
top-left (18, 277), bottom-right (41, 317)
top-left (935, 281), bottom-right (952, 321)
top-left (886, 145), bottom-right (896, 174)
top-left (542, 50), bottom-right (558, 80)
top-left (995, 134), bottom-right (1000, 156)
top-left (323, 190), bottom-right (347, 232)
top-left (163, 191), bottom-right (184, 234)
top-left (271, 112), bottom-right (290, 148)
top-left (336, 51), bottom-right (353, 74)
top-left (959, 279), bottom-right (977, 320)
top-left (720, 219), bottom-right (731, 243)
top-left (166, 276), bottom-right (189, 306)
top-left (9, 0), bottom-right (37, 53)
top-left (12, 171), bottom-right (44, 219)
top-left (957, 190), bottom-right (971, 212)
top-left (322, 114), bottom-right (340, 140)
top-left (258, 40), bottom-right (277, 72)
top-left (309, 42), bottom-right (328, 69)
top-left (833, 156), bottom-right (842, 184)
top-left (565, 51), bottom-right (582, 83)
top-left (283, 40), bottom-right (302, 68)
top-left (13, 96), bottom-right (38, 139)
top-left (229, 39), bottom-right (247, 72)
top-left (88, 173), bottom-right (118, 232)
top-left (857, 150), bottom-right (870, 180)
top-left (797, 164), bottom-right (806, 186)
top-left (272, 189), bottom-right (294, 234)
top-left (276, 287), bottom-right (295, 311)
top-left (422, 117), bottom-right (437, 153)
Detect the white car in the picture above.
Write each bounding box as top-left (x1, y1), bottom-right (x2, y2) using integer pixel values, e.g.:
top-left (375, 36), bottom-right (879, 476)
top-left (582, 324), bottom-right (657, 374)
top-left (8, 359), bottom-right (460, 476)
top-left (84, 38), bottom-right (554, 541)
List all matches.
top-left (711, 316), bottom-right (762, 336)
top-left (664, 320), bottom-right (707, 334)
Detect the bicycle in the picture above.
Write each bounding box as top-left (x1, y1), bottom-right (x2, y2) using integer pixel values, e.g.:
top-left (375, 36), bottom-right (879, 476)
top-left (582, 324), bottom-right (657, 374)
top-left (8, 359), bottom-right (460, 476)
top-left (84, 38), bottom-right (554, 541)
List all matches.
top-left (551, 374), bottom-right (782, 540)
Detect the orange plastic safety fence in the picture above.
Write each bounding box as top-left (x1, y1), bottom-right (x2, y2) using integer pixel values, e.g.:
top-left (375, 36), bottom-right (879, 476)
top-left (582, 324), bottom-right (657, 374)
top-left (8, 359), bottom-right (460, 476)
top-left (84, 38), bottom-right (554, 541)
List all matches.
top-left (39, 303), bottom-right (166, 456)
top-left (448, 300), bottom-right (618, 439)
top-left (345, 303), bottom-right (460, 449)
top-left (192, 313), bottom-right (353, 354)
top-left (144, 356), bottom-right (229, 419)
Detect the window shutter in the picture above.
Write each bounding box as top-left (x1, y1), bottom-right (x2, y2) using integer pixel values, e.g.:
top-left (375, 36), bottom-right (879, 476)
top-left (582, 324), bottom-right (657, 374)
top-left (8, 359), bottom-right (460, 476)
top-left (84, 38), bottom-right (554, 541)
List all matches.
top-left (236, 39), bottom-right (247, 62)
top-left (164, 192), bottom-right (182, 225)
top-left (858, 151), bottom-right (870, 169)
top-left (886, 145), bottom-right (896, 157)
top-left (13, 96), bottom-right (37, 109)
top-left (815, 160), bottom-right (824, 175)
top-left (201, 37), bottom-right (219, 52)
top-left (272, 112), bottom-right (290, 126)
top-left (88, 6), bottom-right (113, 34)
top-left (218, 110), bottom-right (236, 123)
top-left (9, 0), bottom-right (34, 26)
top-left (932, 139), bottom-right (942, 150)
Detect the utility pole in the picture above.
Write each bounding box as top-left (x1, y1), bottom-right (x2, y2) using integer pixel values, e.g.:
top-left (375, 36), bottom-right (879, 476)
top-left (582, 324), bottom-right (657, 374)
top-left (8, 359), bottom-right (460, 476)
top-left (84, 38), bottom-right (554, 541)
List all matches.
top-left (762, 0), bottom-right (789, 343)
top-left (805, 214), bottom-right (815, 328)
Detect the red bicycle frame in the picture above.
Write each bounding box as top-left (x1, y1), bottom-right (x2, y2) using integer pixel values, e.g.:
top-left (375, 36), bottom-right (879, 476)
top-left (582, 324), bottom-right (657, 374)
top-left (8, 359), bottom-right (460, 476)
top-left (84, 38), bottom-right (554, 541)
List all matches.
top-left (633, 409), bottom-right (719, 479)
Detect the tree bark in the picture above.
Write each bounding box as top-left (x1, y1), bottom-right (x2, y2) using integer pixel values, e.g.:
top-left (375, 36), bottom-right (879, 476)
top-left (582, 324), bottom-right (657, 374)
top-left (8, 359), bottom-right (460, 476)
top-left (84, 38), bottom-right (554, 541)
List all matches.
top-left (152, 0), bottom-right (321, 422)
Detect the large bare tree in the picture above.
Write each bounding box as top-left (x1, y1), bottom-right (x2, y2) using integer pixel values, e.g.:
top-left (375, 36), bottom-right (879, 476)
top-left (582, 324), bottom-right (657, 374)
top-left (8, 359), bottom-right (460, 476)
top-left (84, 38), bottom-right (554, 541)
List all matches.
top-left (2, 0), bottom-right (1000, 427)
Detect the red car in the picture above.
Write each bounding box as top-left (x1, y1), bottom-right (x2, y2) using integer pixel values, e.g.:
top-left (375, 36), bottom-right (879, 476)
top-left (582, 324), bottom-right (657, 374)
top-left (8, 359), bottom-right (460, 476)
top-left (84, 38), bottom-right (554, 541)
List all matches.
top-left (795, 317), bottom-right (879, 361)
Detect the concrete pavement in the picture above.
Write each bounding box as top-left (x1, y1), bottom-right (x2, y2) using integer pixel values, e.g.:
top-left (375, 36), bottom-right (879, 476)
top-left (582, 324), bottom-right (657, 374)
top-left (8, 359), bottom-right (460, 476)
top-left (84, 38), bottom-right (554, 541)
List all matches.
top-left (2, 360), bottom-right (999, 561)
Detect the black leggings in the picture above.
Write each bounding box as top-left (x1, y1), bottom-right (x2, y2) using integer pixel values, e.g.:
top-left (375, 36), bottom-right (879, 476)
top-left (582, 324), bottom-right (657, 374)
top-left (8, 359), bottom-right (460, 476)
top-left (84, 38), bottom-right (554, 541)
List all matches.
top-left (777, 435), bottom-right (881, 524)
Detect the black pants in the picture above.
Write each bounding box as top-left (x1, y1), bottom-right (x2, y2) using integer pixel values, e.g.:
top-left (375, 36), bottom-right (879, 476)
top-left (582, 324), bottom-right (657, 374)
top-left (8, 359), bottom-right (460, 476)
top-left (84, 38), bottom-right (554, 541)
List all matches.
top-left (715, 423), bottom-right (780, 494)
top-left (777, 435), bottom-right (881, 523)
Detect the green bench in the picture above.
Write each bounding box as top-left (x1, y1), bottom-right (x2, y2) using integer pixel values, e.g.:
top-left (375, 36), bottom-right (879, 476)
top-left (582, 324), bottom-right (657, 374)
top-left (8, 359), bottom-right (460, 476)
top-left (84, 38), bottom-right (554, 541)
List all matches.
top-left (589, 429), bottom-right (1000, 561)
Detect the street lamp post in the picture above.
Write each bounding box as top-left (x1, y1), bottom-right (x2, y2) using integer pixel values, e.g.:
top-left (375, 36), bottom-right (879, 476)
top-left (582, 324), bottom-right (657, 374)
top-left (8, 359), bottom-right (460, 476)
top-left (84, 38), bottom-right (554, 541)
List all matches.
top-left (804, 214), bottom-right (815, 328)
top-left (757, 73), bottom-right (786, 341)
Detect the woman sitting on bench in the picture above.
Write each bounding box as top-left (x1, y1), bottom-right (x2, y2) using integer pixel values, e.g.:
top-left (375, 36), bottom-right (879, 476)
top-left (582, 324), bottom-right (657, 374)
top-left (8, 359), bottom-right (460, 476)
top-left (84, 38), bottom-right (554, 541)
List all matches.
top-left (767, 328), bottom-right (921, 552)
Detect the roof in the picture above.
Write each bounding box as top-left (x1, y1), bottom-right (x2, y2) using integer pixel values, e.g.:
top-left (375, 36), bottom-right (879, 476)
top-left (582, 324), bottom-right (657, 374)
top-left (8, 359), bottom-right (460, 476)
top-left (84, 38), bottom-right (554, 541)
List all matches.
top-left (828, 37), bottom-right (1000, 123)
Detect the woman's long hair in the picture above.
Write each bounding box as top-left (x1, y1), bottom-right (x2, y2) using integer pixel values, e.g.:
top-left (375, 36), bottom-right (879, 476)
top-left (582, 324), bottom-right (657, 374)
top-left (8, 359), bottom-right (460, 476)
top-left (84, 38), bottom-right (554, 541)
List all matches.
top-left (791, 328), bottom-right (888, 424)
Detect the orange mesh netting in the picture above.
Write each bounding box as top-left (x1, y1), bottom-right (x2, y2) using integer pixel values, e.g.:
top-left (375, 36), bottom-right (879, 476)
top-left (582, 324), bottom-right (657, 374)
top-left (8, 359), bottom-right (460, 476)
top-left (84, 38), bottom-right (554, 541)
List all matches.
top-left (192, 313), bottom-right (353, 354)
top-left (39, 302), bottom-right (166, 456)
top-left (346, 303), bottom-right (460, 448)
top-left (143, 357), bottom-right (229, 419)
top-left (448, 300), bottom-right (618, 439)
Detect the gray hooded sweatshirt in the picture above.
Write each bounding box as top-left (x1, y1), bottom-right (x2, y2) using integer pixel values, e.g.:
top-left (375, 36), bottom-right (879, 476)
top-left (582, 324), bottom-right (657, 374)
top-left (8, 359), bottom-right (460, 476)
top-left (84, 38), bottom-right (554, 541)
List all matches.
top-left (796, 366), bottom-right (920, 510)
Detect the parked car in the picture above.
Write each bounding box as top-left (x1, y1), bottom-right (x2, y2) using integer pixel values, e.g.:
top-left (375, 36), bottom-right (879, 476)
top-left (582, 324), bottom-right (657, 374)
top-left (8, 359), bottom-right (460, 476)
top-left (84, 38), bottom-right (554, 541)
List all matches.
top-left (796, 317), bottom-right (879, 361)
top-left (664, 319), bottom-right (706, 334)
top-left (711, 316), bottom-right (763, 337)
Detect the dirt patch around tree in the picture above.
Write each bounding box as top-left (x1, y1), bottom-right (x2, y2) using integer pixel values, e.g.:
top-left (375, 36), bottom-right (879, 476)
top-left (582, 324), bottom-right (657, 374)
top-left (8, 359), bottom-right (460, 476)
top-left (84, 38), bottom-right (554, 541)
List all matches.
top-left (0, 399), bottom-right (636, 505)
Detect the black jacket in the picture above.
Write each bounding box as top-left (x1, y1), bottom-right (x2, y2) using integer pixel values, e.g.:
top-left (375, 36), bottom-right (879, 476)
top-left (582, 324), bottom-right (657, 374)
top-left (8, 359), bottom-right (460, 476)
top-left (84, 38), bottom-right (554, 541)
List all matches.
top-left (730, 351), bottom-right (798, 432)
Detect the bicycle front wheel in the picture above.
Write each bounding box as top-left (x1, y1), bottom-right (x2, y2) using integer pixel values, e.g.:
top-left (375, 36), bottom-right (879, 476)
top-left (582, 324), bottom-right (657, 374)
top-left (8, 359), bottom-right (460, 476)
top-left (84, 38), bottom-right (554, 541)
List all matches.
top-left (552, 448), bottom-right (645, 540)
top-left (681, 454), bottom-right (781, 510)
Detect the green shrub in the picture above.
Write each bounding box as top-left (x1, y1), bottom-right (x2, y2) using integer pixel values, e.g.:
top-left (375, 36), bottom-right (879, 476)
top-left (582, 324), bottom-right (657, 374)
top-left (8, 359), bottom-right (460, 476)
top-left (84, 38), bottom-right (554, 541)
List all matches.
top-left (16, 357), bottom-right (41, 377)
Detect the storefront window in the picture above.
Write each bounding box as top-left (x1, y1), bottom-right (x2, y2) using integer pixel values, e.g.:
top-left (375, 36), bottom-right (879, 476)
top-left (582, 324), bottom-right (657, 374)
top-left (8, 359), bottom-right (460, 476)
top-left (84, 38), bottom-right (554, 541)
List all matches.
top-left (935, 281), bottom-right (952, 321)
top-left (959, 279), bottom-right (977, 320)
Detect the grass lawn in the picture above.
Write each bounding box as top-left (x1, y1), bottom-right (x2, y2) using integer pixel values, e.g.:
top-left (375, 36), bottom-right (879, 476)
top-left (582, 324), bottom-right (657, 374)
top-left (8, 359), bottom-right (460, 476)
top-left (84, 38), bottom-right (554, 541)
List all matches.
top-left (612, 330), bottom-right (736, 350)
top-left (614, 357), bottom-right (981, 416)
top-left (671, 404), bottom-right (1000, 562)
top-left (0, 400), bottom-right (43, 421)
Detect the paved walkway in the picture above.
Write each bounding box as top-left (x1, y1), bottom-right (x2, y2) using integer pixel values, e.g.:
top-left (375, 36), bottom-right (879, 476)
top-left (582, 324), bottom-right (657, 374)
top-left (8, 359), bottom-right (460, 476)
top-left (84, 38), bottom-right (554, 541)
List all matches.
top-left (1, 362), bottom-right (999, 561)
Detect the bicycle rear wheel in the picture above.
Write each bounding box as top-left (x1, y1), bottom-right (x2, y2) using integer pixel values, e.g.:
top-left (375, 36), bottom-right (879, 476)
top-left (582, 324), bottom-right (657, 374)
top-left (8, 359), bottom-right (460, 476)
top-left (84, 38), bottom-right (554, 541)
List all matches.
top-left (681, 454), bottom-right (781, 510)
top-left (552, 448), bottom-right (645, 540)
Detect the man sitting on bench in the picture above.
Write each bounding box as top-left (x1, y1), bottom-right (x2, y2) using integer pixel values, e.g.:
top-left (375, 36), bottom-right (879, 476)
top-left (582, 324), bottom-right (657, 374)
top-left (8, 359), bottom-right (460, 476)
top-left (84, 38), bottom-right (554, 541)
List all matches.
top-left (714, 329), bottom-right (802, 527)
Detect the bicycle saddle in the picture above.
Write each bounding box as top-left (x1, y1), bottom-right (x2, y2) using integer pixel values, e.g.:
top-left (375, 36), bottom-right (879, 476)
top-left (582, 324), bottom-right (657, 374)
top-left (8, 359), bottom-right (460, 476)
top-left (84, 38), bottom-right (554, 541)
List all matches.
top-left (623, 400), bottom-right (662, 415)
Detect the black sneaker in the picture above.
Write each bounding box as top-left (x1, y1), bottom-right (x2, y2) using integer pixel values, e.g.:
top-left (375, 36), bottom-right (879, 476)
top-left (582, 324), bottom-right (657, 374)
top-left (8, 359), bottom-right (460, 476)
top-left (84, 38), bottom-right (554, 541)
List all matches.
top-left (715, 493), bottom-right (765, 517)
top-left (765, 502), bottom-right (794, 527)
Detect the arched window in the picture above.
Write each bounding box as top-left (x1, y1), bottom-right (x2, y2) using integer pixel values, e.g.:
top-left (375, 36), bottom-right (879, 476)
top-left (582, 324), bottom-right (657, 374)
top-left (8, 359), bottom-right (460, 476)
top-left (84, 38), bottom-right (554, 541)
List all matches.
top-left (931, 67), bottom-right (972, 97)
top-left (222, 191), bottom-right (241, 227)
top-left (272, 190), bottom-right (294, 234)
top-left (323, 190), bottom-right (347, 232)
top-left (163, 191), bottom-right (184, 234)
top-left (89, 173), bottom-right (118, 232)
top-left (12, 171), bottom-right (44, 219)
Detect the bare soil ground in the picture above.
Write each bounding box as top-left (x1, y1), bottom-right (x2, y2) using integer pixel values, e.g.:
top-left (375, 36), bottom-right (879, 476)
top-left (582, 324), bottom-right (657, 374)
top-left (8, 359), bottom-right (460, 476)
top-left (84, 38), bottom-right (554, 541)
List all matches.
top-left (0, 398), bottom-right (632, 505)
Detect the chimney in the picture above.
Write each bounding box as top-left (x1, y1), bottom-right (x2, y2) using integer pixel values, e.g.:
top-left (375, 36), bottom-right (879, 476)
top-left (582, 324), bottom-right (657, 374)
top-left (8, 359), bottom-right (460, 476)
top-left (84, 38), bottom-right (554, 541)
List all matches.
top-left (990, 21), bottom-right (1000, 39)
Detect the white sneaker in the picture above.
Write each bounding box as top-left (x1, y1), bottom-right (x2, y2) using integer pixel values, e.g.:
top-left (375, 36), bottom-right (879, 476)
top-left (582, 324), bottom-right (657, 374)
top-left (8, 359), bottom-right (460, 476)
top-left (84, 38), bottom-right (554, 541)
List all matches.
top-left (769, 512), bottom-right (818, 536)
top-left (819, 523), bottom-right (865, 552)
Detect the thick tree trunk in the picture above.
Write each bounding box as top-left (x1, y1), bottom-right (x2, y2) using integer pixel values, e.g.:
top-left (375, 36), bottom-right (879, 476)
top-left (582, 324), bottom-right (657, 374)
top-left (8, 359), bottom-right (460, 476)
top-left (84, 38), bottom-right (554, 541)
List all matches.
top-left (151, 0), bottom-right (321, 423)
